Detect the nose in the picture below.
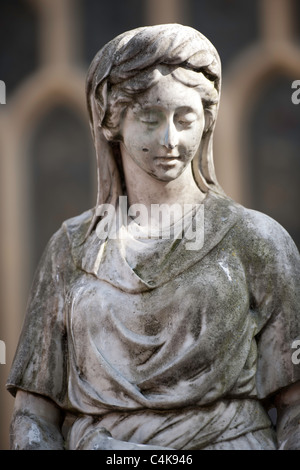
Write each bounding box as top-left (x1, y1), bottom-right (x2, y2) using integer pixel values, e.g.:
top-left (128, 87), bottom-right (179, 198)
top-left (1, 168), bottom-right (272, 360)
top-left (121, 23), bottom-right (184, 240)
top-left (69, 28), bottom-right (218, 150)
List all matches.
top-left (163, 119), bottom-right (179, 150)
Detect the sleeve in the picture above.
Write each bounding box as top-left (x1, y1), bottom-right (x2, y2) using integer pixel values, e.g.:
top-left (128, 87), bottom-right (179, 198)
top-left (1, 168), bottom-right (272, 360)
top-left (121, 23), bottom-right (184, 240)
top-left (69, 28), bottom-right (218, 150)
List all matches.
top-left (244, 211), bottom-right (300, 403)
top-left (6, 226), bottom-right (70, 408)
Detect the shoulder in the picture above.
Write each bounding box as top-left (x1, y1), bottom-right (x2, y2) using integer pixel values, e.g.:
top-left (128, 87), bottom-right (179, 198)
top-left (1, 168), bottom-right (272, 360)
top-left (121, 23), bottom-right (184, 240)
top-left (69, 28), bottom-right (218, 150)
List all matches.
top-left (231, 204), bottom-right (299, 270)
top-left (61, 208), bottom-right (94, 245)
top-left (208, 192), bottom-right (297, 255)
top-left (37, 209), bottom-right (94, 269)
top-left (241, 207), bottom-right (297, 250)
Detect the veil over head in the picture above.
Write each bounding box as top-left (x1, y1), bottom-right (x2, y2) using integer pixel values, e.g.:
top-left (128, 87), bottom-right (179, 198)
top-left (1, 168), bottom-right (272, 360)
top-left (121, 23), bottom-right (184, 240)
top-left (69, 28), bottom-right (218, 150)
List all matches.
top-left (86, 24), bottom-right (224, 237)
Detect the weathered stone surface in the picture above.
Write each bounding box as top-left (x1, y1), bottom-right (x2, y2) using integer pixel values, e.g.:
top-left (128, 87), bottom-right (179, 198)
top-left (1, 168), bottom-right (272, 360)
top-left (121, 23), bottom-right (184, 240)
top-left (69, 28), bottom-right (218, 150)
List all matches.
top-left (7, 24), bottom-right (300, 450)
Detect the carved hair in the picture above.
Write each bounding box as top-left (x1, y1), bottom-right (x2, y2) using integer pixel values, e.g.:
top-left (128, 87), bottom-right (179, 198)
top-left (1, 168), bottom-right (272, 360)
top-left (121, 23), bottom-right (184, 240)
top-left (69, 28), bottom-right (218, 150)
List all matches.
top-left (86, 24), bottom-right (224, 234)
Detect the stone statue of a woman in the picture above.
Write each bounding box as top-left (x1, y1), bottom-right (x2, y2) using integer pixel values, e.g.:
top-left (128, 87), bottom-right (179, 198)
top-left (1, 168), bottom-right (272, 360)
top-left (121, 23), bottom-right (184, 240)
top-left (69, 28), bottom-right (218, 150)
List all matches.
top-left (7, 24), bottom-right (300, 450)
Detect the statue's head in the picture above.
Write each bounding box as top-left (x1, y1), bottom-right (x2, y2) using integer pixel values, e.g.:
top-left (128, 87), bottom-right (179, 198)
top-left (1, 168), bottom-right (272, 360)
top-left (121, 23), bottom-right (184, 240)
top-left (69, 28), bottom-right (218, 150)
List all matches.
top-left (86, 24), bottom-right (223, 218)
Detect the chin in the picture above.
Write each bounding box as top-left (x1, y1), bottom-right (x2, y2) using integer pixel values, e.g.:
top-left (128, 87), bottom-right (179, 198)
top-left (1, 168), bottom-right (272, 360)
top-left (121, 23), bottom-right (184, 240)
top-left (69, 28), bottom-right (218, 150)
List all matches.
top-left (145, 163), bottom-right (185, 182)
top-left (150, 170), bottom-right (183, 182)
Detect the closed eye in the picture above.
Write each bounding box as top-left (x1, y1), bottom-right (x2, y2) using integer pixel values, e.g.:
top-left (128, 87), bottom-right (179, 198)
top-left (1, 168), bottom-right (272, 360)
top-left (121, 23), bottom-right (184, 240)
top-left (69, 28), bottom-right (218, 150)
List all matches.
top-left (177, 119), bottom-right (195, 128)
top-left (140, 119), bottom-right (159, 125)
top-left (176, 112), bottom-right (197, 127)
top-left (178, 120), bottom-right (193, 125)
top-left (138, 109), bottom-right (163, 126)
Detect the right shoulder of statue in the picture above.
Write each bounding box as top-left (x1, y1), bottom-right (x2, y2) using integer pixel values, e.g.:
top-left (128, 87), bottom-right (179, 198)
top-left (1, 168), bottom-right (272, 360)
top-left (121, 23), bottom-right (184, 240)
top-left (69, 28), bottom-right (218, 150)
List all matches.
top-left (61, 208), bottom-right (94, 245)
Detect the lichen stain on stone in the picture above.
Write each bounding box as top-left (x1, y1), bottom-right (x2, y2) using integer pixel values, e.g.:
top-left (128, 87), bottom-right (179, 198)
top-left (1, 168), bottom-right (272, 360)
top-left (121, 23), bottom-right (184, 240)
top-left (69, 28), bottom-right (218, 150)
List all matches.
top-left (28, 422), bottom-right (41, 445)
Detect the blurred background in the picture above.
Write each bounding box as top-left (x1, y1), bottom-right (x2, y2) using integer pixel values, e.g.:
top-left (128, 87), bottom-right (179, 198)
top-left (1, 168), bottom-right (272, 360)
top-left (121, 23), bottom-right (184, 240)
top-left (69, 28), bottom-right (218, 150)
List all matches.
top-left (0, 0), bottom-right (299, 450)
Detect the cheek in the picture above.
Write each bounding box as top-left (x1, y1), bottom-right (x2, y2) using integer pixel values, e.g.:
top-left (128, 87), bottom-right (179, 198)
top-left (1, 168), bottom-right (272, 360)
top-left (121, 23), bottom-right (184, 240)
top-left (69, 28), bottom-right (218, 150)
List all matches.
top-left (181, 128), bottom-right (203, 155)
top-left (123, 132), bottom-right (154, 167)
top-left (193, 119), bottom-right (205, 144)
top-left (130, 140), bottom-right (153, 158)
top-left (124, 126), bottom-right (154, 151)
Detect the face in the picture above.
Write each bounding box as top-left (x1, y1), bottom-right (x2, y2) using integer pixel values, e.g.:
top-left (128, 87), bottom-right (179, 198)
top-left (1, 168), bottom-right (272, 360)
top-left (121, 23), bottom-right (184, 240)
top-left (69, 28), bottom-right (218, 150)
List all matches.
top-left (119, 72), bottom-right (205, 182)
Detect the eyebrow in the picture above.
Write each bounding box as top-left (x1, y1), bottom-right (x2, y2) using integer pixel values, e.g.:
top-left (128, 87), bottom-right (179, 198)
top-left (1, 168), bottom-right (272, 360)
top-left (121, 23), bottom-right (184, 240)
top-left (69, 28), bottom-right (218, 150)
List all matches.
top-left (132, 104), bottom-right (199, 114)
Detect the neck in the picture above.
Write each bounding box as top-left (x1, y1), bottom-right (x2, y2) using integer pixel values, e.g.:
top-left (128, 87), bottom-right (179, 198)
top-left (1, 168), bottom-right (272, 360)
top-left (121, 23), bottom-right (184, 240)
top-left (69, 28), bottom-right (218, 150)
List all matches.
top-left (121, 155), bottom-right (205, 212)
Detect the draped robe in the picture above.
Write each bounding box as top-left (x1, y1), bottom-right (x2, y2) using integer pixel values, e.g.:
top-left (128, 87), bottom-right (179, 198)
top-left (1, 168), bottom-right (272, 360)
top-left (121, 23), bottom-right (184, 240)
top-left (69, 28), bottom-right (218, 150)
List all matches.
top-left (7, 192), bottom-right (300, 449)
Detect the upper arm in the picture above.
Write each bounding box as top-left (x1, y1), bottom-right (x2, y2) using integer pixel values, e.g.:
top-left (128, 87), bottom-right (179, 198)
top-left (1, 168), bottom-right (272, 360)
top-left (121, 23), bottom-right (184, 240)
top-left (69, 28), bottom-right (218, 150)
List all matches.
top-left (239, 210), bottom-right (300, 402)
top-left (7, 227), bottom-right (70, 405)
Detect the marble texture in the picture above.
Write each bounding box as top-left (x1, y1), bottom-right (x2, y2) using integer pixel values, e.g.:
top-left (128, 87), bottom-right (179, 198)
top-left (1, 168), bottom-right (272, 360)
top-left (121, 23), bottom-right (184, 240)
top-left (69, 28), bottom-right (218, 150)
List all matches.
top-left (7, 24), bottom-right (300, 450)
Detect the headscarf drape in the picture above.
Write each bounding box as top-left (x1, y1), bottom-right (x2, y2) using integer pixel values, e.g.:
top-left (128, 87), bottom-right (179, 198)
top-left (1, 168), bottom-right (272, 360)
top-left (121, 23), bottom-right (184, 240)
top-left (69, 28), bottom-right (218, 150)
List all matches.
top-left (85, 24), bottom-right (224, 238)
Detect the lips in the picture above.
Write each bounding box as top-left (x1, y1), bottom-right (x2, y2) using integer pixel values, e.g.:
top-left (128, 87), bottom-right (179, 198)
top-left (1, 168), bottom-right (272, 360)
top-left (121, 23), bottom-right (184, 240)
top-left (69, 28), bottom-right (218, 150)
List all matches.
top-left (155, 155), bottom-right (181, 161)
top-left (154, 156), bottom-right (181, 167)
top-left (156, 155), bottom-right (180, 159)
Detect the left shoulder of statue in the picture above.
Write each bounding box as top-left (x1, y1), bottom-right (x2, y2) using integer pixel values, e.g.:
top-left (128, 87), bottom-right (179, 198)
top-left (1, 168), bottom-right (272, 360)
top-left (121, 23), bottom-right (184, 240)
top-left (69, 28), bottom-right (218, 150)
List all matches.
top-left (235, 206), bottom-right (299, 265)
